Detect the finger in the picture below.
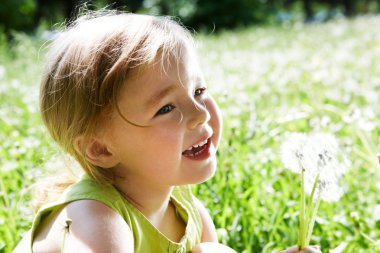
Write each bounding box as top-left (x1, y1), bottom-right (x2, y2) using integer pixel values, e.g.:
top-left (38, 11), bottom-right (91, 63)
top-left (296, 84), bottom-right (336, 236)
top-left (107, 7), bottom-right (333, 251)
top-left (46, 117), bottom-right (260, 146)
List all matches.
top-left (300, 245), bottom-right (322, 253)
top-left (279, 245), bottom-right (298, 253)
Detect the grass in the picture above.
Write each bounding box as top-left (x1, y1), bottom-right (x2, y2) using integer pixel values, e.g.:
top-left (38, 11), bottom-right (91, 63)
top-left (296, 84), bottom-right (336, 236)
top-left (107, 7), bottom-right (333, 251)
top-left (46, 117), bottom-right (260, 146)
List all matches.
top-left (1, 16), bottom-right (380, 253)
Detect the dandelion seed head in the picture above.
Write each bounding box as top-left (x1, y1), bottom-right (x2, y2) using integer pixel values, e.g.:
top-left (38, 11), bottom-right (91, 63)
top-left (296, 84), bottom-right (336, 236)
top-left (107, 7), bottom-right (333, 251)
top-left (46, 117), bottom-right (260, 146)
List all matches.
top-left (317, 178), bottom-right (344, 202)
top-left (281, 132), bottom-right (347, 201)
top-left (280, 132), bottom-right (307, 173)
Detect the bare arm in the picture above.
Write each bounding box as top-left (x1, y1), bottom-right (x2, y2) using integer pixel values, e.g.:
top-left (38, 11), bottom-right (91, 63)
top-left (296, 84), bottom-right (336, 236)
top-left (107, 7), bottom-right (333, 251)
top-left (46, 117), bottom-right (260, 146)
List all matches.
top-left (33, 200), bottom-right (134, 253)
top-left (192, 197), bottom-right (236, 253)
top-left (193, 197), bottom-right (218, 242)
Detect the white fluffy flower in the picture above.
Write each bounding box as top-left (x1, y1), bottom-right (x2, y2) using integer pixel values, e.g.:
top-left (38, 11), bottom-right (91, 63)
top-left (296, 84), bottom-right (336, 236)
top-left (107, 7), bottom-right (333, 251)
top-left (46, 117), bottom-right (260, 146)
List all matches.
top-left (281, 132), bottom-right (308, 174)
top-left (281, 132), bottom-right (347, 202)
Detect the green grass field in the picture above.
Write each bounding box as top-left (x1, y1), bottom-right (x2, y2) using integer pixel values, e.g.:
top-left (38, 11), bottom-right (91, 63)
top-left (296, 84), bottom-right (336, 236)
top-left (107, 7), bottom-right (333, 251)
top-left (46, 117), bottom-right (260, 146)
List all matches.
top-left (1, 16), bottom-right (380, 253)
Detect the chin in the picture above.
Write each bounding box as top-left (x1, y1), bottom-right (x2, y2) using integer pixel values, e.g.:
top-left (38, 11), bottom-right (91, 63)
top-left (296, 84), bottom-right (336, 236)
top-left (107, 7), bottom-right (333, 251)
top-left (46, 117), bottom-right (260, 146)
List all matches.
top-left (190, 161), bottom-right (217, 184)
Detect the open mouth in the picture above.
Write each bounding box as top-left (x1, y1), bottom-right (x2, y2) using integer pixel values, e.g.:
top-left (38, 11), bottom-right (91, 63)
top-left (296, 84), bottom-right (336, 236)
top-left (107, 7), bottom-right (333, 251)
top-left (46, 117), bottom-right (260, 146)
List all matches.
top-left (182, 138), bottom-right (211, 159)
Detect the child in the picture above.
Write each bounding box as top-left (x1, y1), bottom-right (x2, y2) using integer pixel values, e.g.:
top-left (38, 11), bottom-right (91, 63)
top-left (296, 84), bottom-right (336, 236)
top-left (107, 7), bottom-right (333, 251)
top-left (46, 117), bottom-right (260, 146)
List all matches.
top-left (14, 12), bottom-right (321, 253)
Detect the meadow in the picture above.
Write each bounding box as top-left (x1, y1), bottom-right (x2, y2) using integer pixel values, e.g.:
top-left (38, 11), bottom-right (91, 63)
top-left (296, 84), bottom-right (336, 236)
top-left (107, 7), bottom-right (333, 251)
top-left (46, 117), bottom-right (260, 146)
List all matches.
top-left (1, 15), bottom-right (380, 253)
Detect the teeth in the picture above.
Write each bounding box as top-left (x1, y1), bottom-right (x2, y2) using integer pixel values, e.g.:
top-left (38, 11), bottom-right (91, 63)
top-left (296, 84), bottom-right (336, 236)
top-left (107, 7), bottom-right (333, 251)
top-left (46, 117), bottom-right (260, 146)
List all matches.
top-left (188, 139), bottom-right (208, 151)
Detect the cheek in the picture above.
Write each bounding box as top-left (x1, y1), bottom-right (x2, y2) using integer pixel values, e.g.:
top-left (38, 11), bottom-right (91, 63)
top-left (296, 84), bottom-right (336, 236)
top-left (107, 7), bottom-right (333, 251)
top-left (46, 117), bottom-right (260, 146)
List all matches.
top-left (206, 99), bottom-right (223, 146)
top-left (147, 124), bottom-right (184, 153)
top-left (141, 127), bottom-right (184, 172)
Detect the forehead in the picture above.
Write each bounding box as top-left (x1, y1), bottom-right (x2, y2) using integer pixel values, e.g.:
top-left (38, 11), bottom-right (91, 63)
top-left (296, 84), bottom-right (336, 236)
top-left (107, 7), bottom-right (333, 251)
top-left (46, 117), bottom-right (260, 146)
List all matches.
top-left (134, 45), bottom-right (199, 83)
top-left (118, 45), bottom-right (202, 101)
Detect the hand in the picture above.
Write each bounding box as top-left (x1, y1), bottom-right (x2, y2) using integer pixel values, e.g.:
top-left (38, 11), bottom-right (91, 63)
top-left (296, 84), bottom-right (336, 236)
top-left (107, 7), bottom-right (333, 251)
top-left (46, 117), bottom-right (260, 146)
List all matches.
top-left (191, 242), bottom-right (237, 253)
top-left (280, 245), bottom-right (321, 253)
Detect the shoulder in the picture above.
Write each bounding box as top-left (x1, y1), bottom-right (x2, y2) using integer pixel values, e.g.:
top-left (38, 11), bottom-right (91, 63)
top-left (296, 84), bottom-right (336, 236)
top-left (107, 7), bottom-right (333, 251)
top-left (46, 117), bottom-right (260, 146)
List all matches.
top-left (192, 196), bottom-right (218, 242)
top-left (173, 186), bottom-right (218, 242)
top-left (33, 200), bottom-right (134, 253)
top-left (64, 200), bottom-right (134, 252)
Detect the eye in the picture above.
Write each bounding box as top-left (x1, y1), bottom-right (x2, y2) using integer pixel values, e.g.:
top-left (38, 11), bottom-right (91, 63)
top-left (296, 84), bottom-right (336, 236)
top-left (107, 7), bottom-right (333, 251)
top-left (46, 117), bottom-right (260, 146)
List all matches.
top-left (194, 87), bottom-right (206, 98)
top-left (155, 104), bottom-right (175, 116)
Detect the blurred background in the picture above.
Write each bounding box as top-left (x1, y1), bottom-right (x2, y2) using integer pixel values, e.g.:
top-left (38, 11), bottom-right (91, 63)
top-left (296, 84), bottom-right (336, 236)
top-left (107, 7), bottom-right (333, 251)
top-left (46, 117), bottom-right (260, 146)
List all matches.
top-left (2, 0), bottom-right (380, 33)
top-left (1, 1), bottom-right (380, 253)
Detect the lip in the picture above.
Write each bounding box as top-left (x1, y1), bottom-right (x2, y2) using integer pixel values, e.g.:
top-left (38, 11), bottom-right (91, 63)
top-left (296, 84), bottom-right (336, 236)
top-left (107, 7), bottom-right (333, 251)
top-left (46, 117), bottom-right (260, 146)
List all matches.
top-left (182, 137), bottom-right (212, 161)
top-left (183, 131), bottom-right (212, 151)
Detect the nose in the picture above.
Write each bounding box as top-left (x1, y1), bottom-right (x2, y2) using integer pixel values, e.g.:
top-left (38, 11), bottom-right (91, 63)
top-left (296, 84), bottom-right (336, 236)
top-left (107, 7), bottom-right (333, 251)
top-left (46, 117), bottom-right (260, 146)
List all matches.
top-left (186, 99), bottom-right (210, 130)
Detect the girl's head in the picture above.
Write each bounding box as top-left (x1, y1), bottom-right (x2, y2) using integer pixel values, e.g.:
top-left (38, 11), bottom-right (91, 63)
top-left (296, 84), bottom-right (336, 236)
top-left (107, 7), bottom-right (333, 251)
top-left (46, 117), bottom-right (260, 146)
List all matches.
top-left (40, 12), bottom-right (222, 185)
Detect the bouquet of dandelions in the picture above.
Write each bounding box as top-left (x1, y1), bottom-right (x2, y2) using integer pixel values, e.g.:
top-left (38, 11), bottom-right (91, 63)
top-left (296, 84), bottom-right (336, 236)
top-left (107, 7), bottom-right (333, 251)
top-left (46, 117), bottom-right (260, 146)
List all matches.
top-left (281, 132), bottom-right (347, 250)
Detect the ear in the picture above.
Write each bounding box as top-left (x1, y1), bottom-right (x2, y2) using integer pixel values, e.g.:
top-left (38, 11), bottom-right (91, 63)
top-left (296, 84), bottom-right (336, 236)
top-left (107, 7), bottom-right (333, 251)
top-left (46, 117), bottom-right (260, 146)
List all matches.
top-left (74, 137), bottom-right (119, 169)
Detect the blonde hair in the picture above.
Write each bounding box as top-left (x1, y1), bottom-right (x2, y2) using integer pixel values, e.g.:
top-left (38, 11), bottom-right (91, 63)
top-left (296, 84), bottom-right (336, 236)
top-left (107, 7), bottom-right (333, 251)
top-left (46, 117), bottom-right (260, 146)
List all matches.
top-left (40, 12), bottom-right (194, 189)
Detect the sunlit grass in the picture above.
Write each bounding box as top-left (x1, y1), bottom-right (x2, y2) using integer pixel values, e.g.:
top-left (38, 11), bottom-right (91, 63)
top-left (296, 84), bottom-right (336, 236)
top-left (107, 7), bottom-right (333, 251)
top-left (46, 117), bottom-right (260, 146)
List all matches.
top-left (196, 15), bottom-right (380, 253)
top-left (1, 16), bottom-right (380, 253)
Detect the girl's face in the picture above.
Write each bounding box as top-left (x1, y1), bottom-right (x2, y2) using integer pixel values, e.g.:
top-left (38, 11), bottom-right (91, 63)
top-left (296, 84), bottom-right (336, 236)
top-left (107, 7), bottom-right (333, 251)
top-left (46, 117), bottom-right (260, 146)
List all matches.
top-left (102, 46), bottom-right (222, 189)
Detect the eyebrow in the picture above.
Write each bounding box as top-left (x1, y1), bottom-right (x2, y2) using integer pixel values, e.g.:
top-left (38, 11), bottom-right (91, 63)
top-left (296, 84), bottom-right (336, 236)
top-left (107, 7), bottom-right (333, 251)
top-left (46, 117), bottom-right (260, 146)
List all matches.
top-left (145, 85), bottom-right (177, 110)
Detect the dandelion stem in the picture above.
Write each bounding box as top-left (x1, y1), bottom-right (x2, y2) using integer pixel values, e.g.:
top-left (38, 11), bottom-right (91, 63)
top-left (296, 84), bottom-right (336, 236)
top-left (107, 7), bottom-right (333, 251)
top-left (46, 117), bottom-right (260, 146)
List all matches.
top-left (307, 173), bottom-right (320, 212)
top-left (306, 197), bottom-right (321, 245)
top-left (298, 168), bottom-right (306, 249)
top-left (305, 173), bottom-right (320, 245)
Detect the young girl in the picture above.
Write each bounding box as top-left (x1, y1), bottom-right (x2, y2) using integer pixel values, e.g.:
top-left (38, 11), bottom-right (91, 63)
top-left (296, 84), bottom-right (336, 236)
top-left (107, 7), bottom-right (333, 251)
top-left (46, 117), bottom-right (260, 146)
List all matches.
top-left (14, 12), bottom-right (321, 253)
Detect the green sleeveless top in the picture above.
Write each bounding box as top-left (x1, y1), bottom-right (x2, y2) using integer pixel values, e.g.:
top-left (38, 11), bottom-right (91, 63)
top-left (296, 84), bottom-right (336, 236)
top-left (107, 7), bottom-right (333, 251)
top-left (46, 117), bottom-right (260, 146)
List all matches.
top-left (17, 176), bottom-right (203, 253)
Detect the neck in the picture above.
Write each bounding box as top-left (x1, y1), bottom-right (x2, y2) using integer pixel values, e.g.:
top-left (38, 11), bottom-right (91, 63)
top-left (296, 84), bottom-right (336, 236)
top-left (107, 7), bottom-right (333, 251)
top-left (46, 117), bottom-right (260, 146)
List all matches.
top-left (113, 173), bottom-right (186, 242)
top-left (114, 177), bottom-right (174, 218)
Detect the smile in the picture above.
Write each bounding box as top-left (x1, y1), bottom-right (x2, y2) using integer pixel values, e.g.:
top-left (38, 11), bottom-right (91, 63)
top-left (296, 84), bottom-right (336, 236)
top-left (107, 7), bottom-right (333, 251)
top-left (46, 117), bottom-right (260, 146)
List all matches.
top-left (182, 138), bottom-right (212, 160)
